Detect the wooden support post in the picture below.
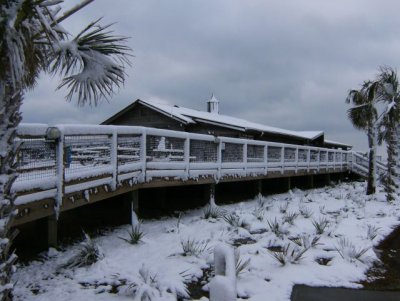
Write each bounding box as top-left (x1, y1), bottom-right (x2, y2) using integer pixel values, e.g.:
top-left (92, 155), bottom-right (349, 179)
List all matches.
top-left (47, 214), bottom-right (58, 248)
top-left (131, 190), bottom-right (139, 225)
top-left (309, 175), bottom-right (314, 189)
top-left (287, 177), bottom-right (291, 191)
top-left (204, 183), bottom-right (216, 206)
top-left (254, 180), bottom-right (263, 199)
top-left (325, 174), bottom-right (331, 186)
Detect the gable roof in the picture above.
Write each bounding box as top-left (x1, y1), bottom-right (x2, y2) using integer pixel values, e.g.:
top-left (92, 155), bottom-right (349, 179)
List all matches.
top-left (103, 99), bottom-right (325, 142)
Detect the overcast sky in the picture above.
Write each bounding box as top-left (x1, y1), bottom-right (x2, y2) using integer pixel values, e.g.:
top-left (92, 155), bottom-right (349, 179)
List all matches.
top-left (22, 0), bottom-right (400, 154)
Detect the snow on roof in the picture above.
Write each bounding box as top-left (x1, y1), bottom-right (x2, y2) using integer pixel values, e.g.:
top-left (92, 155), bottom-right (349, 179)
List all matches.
top-left (324, 139), bottom-right (352, 148)
top-left (139, 99), bottom-right (324, 141)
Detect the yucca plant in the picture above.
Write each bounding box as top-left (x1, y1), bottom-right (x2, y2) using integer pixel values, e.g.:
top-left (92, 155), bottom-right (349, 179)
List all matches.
top-left (366, 224), bottom-right (380, 240)
top-left (283, 211), bottom-right (299, 225)
top-left (119, 223), bottom-right (145, 244)
top-left (223, 213), bottom-right (247, 228)
top-left (311, 217), bottom-right (330, 235)
top-left (268, 243), bottom-right (309, 266)
top-left (335, 237), bottom-right (370, 263)
top-left (65, 232), bottom-right (104, 268)
top-left (299, 205), bottom-right (313, 218)
top-left (180, 238), bottom-right (209, 257)
top-left (235, 249), bottom-right (251, 276)
top-left (290, 235), bottom-right (321, 249)
top-left (267, 218), bottom-right (288, 238)
top-left (252, 206), bottom-right (265, 221)
top-left (279, 202), bottom-right (289, 214)
top-left (203, 204), bottom-right (225, 219)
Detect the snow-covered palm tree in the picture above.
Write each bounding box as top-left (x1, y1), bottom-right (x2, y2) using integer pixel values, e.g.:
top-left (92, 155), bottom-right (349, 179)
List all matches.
top-left (376, 67), bottom-right (400, 202)
top-left (0, 1), bottom-right (131, 299)
top-left (346, 80), bottom-right (379, 195)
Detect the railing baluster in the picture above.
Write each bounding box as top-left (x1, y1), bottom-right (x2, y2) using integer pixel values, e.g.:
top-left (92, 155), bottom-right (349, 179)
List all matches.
top-left (281, 147), bottom-right (285, 174)
top-left (264, 144), bottom-right (268, 175)
top-left (243, 142), bottom-right (247, 176)
top-left (140, 128), bottom-right (147, 183)
top-left (184, 135), bottom-right (190, 180)
top-left (55, 133), bottom-right (65, 218)
top-left (110, 131), bottom-right (118, 191)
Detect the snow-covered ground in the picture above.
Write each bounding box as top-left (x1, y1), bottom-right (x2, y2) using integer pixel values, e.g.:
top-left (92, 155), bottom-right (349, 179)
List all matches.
top-left (14, 182), bottom-right (400, 301)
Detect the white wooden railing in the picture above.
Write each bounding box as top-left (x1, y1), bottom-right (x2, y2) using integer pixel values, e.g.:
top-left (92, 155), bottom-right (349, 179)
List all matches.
top-left (13, 124), bottom-right (365, 211)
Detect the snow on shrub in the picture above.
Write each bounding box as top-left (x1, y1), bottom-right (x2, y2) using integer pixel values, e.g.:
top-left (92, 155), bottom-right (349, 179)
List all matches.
top-left (64, 232), bottom-right (103, 268)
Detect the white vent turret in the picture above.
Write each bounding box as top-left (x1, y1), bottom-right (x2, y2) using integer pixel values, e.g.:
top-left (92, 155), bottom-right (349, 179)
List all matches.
top-left (207, 93), bottom-right (219, 114)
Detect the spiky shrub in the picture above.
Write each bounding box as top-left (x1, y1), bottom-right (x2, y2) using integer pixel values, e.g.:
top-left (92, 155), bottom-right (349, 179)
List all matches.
top-left (283, 211), bottom-right (299, 225)
top-left (279, 202), bottom-right (289, 214)
top-left (223, 213), bottom-right (247, 228)
top-left (252, 207), bottom-right (265, 221)
top-left (180, 238), bottom-right (209, 257)
top-left (203, 204), bottom-right (225, 219)
top-left (366, 224), bottom-right (380, 240)
top-left (299, 205), bottom-right (313, 218)
top-left (119, 223), bottom-right (145, 244)
top-left (311, 217), bottom-right (330, 235)
top-left (235, 249), bottom-right (251, 276)
top-left (267, 218), bottom-right (287, 238)
top-left (66, 232), bottom-right (104, 268)
top-left (335, 237), bottom-right (370, 263)
top-left (268, 243), bottom-right (309, 266)
top-left (123, 267), bottom-right (160, 300)
top-left (290, 235), bottom-right (321, 249)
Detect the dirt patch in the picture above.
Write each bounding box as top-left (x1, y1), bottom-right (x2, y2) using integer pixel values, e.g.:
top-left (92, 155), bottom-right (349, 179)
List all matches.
top-left (361, 225), bottom-right (400, 290)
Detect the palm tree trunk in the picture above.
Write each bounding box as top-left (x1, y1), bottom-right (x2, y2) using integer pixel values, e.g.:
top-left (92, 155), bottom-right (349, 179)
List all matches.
top-left (385, 124), bottom-right (398, 202)
top-left (0, 82), bottom-right (22, 301)
top-left (366, 126), bottom-right (376, 195)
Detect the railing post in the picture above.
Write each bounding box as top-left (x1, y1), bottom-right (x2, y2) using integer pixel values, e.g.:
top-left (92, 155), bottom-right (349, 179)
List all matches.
top-left (55, 133), bottom-right (65, 218)
top-left (140, 129), bottom-right (147, 183)
top-left (217, 138), bottom-right (222, 181)
top-left (243, 142), bottom-right (247, 176)
top-left (184, 135), bottom-right (190, 180)
top-left (333, 151), bottom-right (336, 170)
top-left (264, 144), bottom-right (268, 175)
top-left (110, 131), bottom-right (118, 191)
top-left (281, 147), bottom-right (285, 174)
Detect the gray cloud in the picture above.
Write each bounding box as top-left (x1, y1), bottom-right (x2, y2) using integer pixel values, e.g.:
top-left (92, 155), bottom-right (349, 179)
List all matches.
top-left (21, 0), bottom-right (400, 155)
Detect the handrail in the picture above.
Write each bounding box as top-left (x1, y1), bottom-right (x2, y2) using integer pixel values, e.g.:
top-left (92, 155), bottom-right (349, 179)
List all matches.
top-left (13, 124), bottom-right (352, 215)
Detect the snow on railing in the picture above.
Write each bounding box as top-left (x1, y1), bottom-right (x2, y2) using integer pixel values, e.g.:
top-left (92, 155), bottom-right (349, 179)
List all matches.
top-left (13, 124), bottom-right (352, 213)
top-left (350, 152), bottom-right (387, 178)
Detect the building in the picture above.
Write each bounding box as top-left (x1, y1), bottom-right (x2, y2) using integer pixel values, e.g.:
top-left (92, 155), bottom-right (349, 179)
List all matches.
top-left (102, 95), bottom-right (351, 150)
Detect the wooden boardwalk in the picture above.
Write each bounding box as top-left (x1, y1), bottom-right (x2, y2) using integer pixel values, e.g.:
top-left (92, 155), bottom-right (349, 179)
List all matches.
top-left (13, 124), bottom-right (383, 227)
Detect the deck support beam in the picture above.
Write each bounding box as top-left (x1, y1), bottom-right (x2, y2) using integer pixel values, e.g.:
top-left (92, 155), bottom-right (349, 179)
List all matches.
top-left (308, 175), bottom-right (314, 189)
top-left (204, 183), bottom-right (216, 206)
top-left (47, 215), bottom-right (58, 248)
top-left (130, 190), bottom-right (139, 225)
top-left (255, 180), bottom-right (263, 199)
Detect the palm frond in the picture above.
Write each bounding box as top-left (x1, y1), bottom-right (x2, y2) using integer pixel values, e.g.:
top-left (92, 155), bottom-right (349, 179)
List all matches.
top-left (52, 19), bottom-right (132, 106)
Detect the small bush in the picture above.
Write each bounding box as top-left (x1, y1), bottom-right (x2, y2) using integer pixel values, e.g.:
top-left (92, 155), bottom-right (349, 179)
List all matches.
top-left (311, 217), bottom-right (330, 235)
top-left (283, 211), bottom-right (299, 225)
top-left (65, 232), bottom-right (103, 268)
top-left (252, 207), bottom-right (265, 221)
top-left (279, 202), bottom-right (289, 214)
top-left (299, 205), bottom-right (313, 218)
top-left (235, 249), bottom-right (251, 276)
top-left (289, 235), bottom-right (320, 249)
top-left (223, 212), bottom-right (247, 228)
top-left (119, 223), bottom-right (145, 244)
top-left (203, 205), bottom-right (225, 219)
top-left (366, 224), bottom-right (380, 240)
top-left (268, 243), bottom-right (308, 266)
top-left (335, 237), bottom-right (370, 263)
top-left (180, 238), bottom-right (209, 257)
top-left (267, 218), bottom-right (288, 238)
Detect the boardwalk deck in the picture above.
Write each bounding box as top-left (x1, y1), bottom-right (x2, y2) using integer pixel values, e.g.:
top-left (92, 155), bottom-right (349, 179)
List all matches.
top-left (12, 124), bottom-right (385, 227)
